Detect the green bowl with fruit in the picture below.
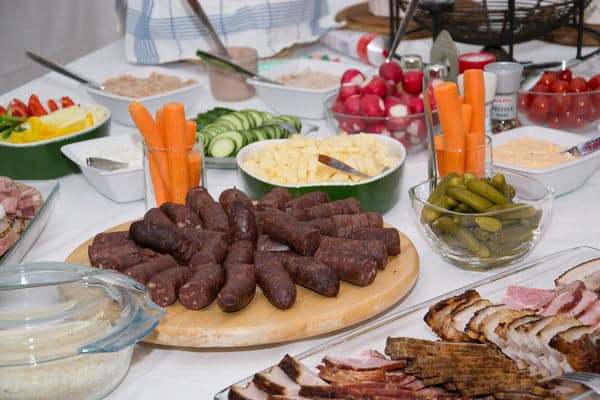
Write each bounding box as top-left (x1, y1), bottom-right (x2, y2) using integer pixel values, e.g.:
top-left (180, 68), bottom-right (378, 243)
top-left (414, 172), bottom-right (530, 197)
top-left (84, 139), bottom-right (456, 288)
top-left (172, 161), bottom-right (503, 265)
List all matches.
top-left (237, 134), bottom-right (406, 213)
top-left (409, 168), bottom-right (553, 271)
top-left (0, 105), bottom-right (110, 179)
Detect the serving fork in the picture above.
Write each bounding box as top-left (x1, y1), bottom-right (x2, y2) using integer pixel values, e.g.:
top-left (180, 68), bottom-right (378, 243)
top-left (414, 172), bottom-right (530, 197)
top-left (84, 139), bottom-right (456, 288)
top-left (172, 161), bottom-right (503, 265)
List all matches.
top-left (554, 371), bottom-right (600, 394)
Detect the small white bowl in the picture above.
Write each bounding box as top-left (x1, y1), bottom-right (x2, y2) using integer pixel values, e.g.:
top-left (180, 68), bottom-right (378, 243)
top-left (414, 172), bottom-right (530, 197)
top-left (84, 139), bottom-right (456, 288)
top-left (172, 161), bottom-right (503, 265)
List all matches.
top-left (491, 126), bottom-right (600, 196)
top-left (248, 59), bottom-right (373, 119)
top-left (61, 134), bottom-right (144, 203)
top-left (84, 80), bottom-right (202, 126)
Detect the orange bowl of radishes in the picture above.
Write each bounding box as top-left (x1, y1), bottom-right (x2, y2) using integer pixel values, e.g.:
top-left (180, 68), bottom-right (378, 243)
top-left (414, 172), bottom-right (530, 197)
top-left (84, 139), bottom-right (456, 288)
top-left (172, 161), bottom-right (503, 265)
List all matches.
top-left (324, 62), bottom-right (438, 154)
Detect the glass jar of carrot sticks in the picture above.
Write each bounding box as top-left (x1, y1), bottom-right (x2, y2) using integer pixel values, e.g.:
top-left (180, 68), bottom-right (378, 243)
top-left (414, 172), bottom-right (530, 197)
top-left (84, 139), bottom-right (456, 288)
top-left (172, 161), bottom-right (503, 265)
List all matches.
top-left (432, 69), bottom-right (491, 178)
top-left (129, 101), bottom-right (206, 209)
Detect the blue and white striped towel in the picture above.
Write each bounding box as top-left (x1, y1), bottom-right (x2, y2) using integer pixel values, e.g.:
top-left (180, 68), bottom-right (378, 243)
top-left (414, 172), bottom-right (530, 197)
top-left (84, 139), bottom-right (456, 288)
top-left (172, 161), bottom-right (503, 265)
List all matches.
top-left (124, 0), bottom-right (340, 64)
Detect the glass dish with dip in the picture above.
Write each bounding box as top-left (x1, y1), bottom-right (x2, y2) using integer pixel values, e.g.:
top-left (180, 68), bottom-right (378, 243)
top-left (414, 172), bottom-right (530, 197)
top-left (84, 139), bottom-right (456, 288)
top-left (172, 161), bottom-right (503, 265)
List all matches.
top-left (207, 46), bottom-right (258, 101)
top-left (491, 126), bottom-right (600, 196)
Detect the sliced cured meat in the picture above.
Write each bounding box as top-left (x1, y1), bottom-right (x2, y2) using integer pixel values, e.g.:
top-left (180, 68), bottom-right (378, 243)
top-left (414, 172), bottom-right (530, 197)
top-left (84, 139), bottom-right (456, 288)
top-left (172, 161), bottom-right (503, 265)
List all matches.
top-left (567, 289), bottom-right (598, 319)
top-left (179, 263), bottom-right (224, 310)
top-left (478, 307), bottom-right (529, 349)
top-left (0, 217), bottom-right (20, 258)
top-left (534, 315), bottom-right (584, 375)
top-left (256, 187), bottom-right (293, 211)
top-left (147, 266), bottom-right (192, 307)
top-left (578, 300), bottom-right (600, 328)
top-left (278, 354), bottom-right (328, 386)
top-left (313, 248), bottom-right (377, 287)
top-left (319, 236), bottom-right (387, 270)
top-left (0, 177), bottom-right (20, 215)
top-left (424, 289), bottom-right (481, 339)
top-left (303, 198), bottom-right (361, 220)
top-left (123, 254), bottom-right (178, 284)
top-left (322, 354), bottom-right (406, 371)
top-left (159, 202), bottom-right (202, 228)
top-left (345, 226), bottom-right (401, 256)
top-left (228, 382), bottom-right (269, 400)
top-left (283, 191), bottom-right (330, 210)
top-left (437, 295), bottom-right (484, 343)
top-left (255, 252), bottom-right (296, 310)
top-left (15, 183), bottom-right (42, 218)
top-left (217, 263), bottom-right (256, 312)
top-left (555, 257), bottom-right (600, 291)
top-left (88, 241), bottom-right (143, 271)
top-left (263, 212), bottom-right (320, 256)
top-left (253, 366), bottom-right (301, 396)
top-left (143, 207), bottom-right (175, 226)
top-left (92, 231), bottom-right (130, 246)
top-left (502, 285), bottom-right (556, 311)
top-left (550, 329), bottom-right (600, 372)
top-left (444, 299), bottom-right (493, 342)
top-left (539, 281), bottom-right (585, 316)
top-left (281, 254), bottom-right (339, 297)
top-left (465, 304), bottom-right (505, 341)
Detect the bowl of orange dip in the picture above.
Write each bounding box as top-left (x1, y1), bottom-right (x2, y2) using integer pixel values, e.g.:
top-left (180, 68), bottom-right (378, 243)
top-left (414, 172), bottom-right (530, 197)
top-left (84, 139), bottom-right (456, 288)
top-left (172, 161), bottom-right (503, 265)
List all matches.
top-left (491, 126), bottom-right (600, 196)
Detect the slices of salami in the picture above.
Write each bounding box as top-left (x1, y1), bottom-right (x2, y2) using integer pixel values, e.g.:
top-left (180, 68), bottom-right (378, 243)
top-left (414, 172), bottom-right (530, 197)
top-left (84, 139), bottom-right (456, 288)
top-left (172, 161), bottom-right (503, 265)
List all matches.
top-left (255, 252), bottom-right (296, 309)
top-left (319, 236), bottom-right (388, 270)
top-left (217, 263), bottom-right (256, 312)
top-left (345, 227), bottom-right (401, 255)
top-left (179, 262), bottom-right (225, 310)
top-left (263, 212), bottom-right (321, 256)
top-left (314, 248), bottom-right (377, 287)
top-left (123, 254), bottom-right (178, 284)
top-left (147, 266), bottom-right (193, 307)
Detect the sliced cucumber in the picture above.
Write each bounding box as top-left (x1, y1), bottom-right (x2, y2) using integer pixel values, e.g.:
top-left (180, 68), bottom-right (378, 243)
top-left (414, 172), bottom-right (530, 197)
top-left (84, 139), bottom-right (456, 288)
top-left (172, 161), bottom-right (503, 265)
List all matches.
top-left (212, 130), bottom-right (244, 153)
top-left (241, 110), bottom-right (265, 127)
top-left (218, 113), bottom-right (252, 130)
top-left (254, 129), bottom-right (269, 141)
top-left (209, 137), bottom-right (237, 158)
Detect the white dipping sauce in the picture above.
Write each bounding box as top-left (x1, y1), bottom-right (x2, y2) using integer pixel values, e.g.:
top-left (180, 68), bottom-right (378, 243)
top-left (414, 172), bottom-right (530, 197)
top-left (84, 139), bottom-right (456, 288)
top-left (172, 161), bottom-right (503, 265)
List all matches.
top-left (85, 142), bottom-right (143, 169)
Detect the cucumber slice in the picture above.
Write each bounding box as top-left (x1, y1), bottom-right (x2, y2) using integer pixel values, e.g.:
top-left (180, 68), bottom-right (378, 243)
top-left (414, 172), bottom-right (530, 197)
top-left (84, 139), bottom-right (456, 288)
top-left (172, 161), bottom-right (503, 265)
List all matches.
top-left (278, 115), bottom-right (302, 132)
top-left (218, 113), bottom-right (251, 130)
top-left (209, 137), bottom-right (237, 158)
top-left (259, 111), bottom-right (274, 122)
top-left (241, 110), bottom-right (265, 128)
top-left (254, 129), bottom-right (269, 141)
top-left (212, 130), bottom-right (244, 153)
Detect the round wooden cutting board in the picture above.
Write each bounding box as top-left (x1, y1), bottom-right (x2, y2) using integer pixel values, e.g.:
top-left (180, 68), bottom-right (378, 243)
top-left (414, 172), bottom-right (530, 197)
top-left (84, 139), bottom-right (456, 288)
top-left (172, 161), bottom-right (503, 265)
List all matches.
top-left (66, 221), bottom-right (419, 348)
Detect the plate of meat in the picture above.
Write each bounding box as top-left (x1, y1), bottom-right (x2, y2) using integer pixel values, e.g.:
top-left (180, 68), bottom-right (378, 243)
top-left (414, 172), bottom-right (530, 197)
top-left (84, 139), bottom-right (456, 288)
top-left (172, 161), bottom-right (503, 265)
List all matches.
top-left (65, 186), bottom-right (420, 348)
top-left (217, 246), bottom-right (600, 400)
top-left (0, 178), bottom-right (59, 266)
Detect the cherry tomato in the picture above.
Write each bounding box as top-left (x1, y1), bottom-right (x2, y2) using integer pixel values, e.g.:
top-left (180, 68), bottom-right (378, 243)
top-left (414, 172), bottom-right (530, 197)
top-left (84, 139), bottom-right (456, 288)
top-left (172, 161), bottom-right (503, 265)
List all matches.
top-left (550, 80), bottom-right (569, 93)
top-left (558, 110), bottom-right (578, 129)
top-left (587, 103), bottom-right (600, 121)
top-left (571, 94), bottom-right (592, 116)
top-left (546, 114), bottom-right (563, 130)
top-left (530, 83), bottom-right (550, 93)
top-left (47, 99), bottom-right (59, 112)
top-left (588, 74), bottom-right (600, 91)
top-left (556, 69), bottom-right (573, 83)
top-left (9, 99), bottom-right (30, 118)
top-left (529, 94), bottom-right (551, 120)
top-left (538, 72), bottom-right (556, 88)
top-left (574, 115), bottom-right (589, 129)
top-left (550, 93), bottom-right (572, 114)
top-left (517, 92), bottom-right (533, 113)
top-left (28, 94), bottom-right (48, 116)
top-left (567, 77), bottom-right (588, 93)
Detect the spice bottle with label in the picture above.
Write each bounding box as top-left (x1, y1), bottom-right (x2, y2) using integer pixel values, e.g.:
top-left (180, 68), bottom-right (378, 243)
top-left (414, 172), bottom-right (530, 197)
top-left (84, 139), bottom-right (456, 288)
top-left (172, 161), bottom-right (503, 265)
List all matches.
top-left (484, 62), bottom-right (524, 133)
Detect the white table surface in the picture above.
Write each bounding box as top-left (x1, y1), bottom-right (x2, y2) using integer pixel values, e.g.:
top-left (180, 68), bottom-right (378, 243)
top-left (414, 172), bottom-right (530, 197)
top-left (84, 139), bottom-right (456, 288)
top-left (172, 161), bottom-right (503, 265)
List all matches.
top-left (4, 37), bottom-right (600, 399)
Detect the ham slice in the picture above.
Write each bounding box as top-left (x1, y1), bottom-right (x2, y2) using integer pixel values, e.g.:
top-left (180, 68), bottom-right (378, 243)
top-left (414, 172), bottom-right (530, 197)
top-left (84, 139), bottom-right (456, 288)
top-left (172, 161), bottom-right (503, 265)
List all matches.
top-left (578, 300), bottom-right (600, 328)
top-left (538, 281), bottom-right (585, 317)
top-left (502, 285), bottom-right (556, 310)
top-left (555, 257), bottom-right (600, 292)
top-left (253, 366), bottom-right (301, 397)
top-left (567, 289), bottom-right (598, 318)
top-left (15, 183), bottom-right (43, 218)
top-left (0, 177), bottom-right (20, 215)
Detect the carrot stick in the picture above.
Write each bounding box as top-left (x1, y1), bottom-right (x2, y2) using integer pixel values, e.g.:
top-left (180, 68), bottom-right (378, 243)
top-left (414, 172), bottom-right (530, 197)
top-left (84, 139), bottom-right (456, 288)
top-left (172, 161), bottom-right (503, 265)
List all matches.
top-left (433, 82), bottom-right (465, 175)
top-left (463, 69), bottom-right (486, 135)
top-left (434, 135), bottom-right (446, 177)
top-left (461, 103), bottom-right (473, 135)
top-left (458, 95), bottom-right (465, 104)
top-left (156, 108), bottom-right (165, 137)
top-left (465, 133), bottom-right (486, 178)
top-left (185, 120), bottom-right (201, 188)
top-left (163, 102), bottom-right (189, 204)
top-left (128, 101), bottom-right (169, 204)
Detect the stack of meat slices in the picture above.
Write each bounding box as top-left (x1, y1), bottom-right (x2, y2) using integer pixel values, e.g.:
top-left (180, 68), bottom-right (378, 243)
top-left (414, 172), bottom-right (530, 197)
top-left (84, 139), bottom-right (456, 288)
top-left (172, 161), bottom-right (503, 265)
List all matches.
top-left (87, 186), bottom-right (401, 313)
top-left (424, 258), bottom-right (600, 378)
top-left (0, 176), bottom-right (44, 258)
top-left (228, 343), bottom-right (578, 399)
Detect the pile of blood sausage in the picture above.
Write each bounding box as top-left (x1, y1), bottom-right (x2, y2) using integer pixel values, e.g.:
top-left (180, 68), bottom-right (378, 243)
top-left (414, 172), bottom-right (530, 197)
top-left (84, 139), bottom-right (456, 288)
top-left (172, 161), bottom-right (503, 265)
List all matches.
top-left (88, 187), bottom-right (401, 312)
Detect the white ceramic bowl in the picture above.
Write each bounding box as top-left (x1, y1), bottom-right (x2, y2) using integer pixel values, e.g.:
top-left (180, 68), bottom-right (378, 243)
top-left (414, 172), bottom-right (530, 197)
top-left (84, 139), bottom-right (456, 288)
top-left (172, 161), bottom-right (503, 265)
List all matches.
top-left (61, 134), bottom-right (144, 203)
top-left (247, 59), bottom-right (373, 119)
top-left (84, 80), bottom-right (202, 126)
top-left (491, 126), bottom-right (600, 196)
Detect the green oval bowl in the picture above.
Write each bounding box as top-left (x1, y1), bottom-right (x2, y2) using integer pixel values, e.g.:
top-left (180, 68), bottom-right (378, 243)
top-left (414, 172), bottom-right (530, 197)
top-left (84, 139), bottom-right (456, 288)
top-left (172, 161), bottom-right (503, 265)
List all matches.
top-left (236, 135), bottom-right (406, 213)
top-left (0, 106), bottom-right (111, 179)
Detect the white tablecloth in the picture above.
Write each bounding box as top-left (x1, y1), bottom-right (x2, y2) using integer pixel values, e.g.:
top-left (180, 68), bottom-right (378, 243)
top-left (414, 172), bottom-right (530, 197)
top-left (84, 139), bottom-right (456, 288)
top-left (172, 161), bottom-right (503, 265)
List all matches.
top-left (4, 37), bottom-right (600, 399)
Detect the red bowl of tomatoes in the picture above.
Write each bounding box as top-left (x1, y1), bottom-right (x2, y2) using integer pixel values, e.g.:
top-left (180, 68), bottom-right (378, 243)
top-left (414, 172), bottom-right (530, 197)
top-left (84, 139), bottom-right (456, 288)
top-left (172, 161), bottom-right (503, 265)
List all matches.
top-left (517, 69), bottom-right (600, 131)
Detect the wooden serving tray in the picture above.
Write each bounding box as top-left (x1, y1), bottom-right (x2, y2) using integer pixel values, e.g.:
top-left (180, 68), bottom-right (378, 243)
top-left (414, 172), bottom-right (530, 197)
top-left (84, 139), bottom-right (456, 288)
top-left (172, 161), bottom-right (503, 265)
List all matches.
top-left (66, 221), bottom-right (419, 348)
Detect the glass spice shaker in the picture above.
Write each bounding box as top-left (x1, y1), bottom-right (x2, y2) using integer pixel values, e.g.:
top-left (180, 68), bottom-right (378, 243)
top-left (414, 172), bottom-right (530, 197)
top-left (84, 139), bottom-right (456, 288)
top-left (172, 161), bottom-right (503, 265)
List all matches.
top-left (484, 62), bottom-right (524, 133)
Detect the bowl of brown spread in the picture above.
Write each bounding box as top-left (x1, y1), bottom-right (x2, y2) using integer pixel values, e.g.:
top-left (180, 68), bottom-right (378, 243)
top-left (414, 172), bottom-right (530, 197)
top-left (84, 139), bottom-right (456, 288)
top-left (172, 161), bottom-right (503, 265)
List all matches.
top-left (491, 126), bottom-right (600, 196)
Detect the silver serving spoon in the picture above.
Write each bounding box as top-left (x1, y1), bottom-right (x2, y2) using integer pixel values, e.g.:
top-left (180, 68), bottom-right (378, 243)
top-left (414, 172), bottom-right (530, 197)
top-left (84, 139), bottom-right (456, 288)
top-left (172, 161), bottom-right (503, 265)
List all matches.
top-left (196, 49), bottom-right (281, 85)
top-left (561, 136), bottom-right (600, 157)
top-left (86, 157), bottom-right (131, 171)
top-left (26, 51), bottom-right (105, 91)
top-left (318, 154), bottom-right (373, 179)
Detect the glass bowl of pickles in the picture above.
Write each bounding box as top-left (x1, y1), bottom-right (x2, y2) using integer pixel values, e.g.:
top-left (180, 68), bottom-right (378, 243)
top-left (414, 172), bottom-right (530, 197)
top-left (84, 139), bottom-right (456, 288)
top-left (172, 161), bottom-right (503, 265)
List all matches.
top-left (408, 168), bottom-right (554, 271)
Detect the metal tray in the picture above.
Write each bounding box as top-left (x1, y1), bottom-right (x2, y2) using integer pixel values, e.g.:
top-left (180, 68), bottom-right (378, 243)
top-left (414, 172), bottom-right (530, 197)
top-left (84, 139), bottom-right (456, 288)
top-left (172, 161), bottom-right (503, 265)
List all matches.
top-left (0, 180), bottom-right (59, 266)
top-left (214, 246), bottom-right (600, 399)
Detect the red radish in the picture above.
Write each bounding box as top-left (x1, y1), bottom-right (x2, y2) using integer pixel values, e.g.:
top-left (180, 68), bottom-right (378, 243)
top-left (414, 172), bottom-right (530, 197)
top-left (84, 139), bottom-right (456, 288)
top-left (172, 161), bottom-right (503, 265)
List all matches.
top-left (385, 80), bottom-right (398, 97)
top-left (339, 118), bottom-right (366, 134)
top-left (402, 70), bottom-right (424, 95)
top-left (361, 75), bottom-right (388, 97)
top-left (338, 83), bottom-right (361, 101)
top-left (409, 97), bottom-right (424, 114)
top-left (340, 69), bottom-right (365, 86)
top-left (367, 122), bottom-right (391, 135)
top-left (407, 118), bottom-right (426, 139)
top-left (331, 100), bottom-right (344, 114)
top-left (384, 97), bottom-right (410, 131)
top-left (342, 94), bottom-right (362, 116)
top-left (379, 61), bottom-right (403, 83)
top-left (361, 94), bottom-right (386, 118)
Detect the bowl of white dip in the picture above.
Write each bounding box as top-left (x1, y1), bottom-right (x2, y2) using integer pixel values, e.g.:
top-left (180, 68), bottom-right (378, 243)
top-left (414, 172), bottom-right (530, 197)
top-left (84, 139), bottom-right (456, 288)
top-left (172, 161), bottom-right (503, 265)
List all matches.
top-left (0, 262), bottom-right (165, 400)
